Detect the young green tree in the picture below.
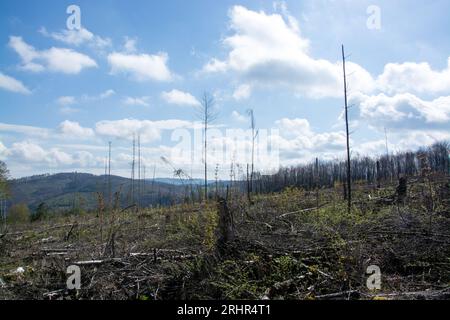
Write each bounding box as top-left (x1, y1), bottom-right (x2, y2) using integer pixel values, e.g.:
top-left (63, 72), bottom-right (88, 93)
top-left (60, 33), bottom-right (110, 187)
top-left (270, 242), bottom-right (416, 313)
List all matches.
top-left (31, 202), bottom-right (49, 222)
top-left (7, 204), bottom-right (30, 224)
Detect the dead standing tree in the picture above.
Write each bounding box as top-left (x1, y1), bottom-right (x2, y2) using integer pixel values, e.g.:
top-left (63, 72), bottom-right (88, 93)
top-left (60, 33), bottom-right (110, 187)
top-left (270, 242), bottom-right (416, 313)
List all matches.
top-left (108, 141), bottom-right (112, 209)
top-left (247, 109), bottom-right (258, 204)
top-left (161, 156), bottom-right (196, 203)
top-left (131, 133), bottom-right (136, 206)
top-left (197, 93), bottom-right (218, 202)
top-left (0, 161), bottom-right (9, 231)
top-left (138, 133), bottom-right (141, 208)
top-left (342, 45), bottom-right (352, 214)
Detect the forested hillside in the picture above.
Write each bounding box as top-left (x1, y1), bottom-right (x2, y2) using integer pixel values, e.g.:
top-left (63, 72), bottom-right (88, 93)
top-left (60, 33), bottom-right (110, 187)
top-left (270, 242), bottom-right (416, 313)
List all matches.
top-left (8, 173), bottom-right (186, 212)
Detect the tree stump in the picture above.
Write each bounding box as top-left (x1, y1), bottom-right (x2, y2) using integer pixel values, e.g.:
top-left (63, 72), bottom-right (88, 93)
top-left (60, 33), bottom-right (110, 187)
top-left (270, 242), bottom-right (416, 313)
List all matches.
top-left (396, 177), bottom-right (408, 205)
top-left (216, 197), bottom-right (234, 253)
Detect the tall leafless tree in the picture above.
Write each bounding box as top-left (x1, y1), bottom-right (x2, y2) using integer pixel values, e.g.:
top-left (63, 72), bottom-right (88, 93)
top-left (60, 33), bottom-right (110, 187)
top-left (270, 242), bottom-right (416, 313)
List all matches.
top-left (196, 92), bottom-right (218, 201)
top-left (0, 160), bottom-right (9, 229)
top-left (131, 133), bottom-right (136, 205)
top-left (138, 133), bottom-right (141, 207)
top-left (342, 45), bottom-right (352, 213)
top-left (247, 109), bottom-right (258, 200)
top-left (108, 141), bottom-right (112, 209)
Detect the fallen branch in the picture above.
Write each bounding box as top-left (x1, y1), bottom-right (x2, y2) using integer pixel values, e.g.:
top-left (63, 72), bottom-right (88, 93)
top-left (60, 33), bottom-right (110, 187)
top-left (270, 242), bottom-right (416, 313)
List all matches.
top-left (315, 290), bottom-right (359, 300)
top-left (74, 260), bottom-right (105, 266)
top-left (46, 252), bottom-right (69, 256)
top-left (121, 204), bottom-right (137, 213)
top-left (64, 223), bottom-right (77, 242)
top-left (363, 287), bottom-right (450, 299)
top-left (40, 248), bottom-right (77, 253)
top-left (277, 206), bottom-right (322, 219)
top-left (43, 289), bottom-right (65, 299)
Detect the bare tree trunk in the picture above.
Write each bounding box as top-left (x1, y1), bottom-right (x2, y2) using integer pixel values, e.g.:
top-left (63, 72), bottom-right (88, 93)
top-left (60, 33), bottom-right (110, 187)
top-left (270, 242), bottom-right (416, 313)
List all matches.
top-left (131, 133), bottom-right (136, 205)
top-left (342, 45), bottom-right (352, 213)
top-left (247, 109), bottom-right (257, 198)
top-left (247, 164), bottom-right (252, 203)
top-left (376, 160), bottom-right (381, 189)
top-left (108, 142), bottom-right (112, 210)
top-left (197, 93), bottom-right (217, 202)
top-left (204, 113), bottom-right (208, 201)
top-left (343, 181), bottom-right (348, 201)
top-left (138, 134), bottom-right (141, 208)
top-left (315, 158), bottom-right (319, 209)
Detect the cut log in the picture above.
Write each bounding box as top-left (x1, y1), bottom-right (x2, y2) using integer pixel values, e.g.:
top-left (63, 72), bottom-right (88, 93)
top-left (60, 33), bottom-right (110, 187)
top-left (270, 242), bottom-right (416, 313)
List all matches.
top-left (74, 260), bottom-right (105, 266)
top-left (315, 290), bottom-right (360, 300)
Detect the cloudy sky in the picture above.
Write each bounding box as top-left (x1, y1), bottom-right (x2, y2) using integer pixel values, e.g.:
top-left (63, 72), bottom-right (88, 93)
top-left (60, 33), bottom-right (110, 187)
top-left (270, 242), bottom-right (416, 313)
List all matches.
top-left (1, 0), bottom-right (449, 179)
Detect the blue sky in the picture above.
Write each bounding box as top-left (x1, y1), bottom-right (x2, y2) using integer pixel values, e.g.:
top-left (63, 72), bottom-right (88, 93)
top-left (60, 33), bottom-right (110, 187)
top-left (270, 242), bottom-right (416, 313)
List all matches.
top-left (1, 0), bottom-right (450, 179)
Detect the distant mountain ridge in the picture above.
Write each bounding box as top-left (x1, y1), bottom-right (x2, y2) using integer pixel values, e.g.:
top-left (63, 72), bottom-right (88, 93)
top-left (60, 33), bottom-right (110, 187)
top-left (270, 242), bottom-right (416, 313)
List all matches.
top-left (153, 178), bottom-right (205, 185)
top-left (8, 172), bottom-right (190, 211)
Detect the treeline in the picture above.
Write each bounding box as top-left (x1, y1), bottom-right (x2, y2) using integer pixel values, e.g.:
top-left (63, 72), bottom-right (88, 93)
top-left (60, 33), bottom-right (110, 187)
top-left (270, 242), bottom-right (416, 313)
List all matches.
top-left (252, 142), bottom-right (449, 194)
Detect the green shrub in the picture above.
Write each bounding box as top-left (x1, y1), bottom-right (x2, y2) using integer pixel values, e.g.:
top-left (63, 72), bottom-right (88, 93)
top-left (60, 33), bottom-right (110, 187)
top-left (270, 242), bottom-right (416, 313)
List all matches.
top-left (7, 203), bottom-right (30, 224)
top-left (31, 202), bottom-right (49, 222)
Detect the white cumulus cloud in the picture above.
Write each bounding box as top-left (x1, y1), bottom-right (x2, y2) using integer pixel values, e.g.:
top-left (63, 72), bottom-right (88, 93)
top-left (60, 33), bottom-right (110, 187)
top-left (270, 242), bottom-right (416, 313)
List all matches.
top-left (233, 84), bottom-right (252, 100)
top-left (39, 27), bottom-right (112, 49)
top-left (377, 58), bottom-right (450, 95)
top-left (108, 52), bottom-right (173, 82)
top-left (122, 96), bottom-right (150, 107)
top-left (8, 140), bottom-right (96, 167)
top-left (351, 92), bottom-right (450, 129)
top-left (161, 90), bottom-right (200, 106)
top-left (275, 117), bottom-right (348, 159)
top-left (9, 36), bottom-right (97, 74)
top-left (58, 120), bottom-right (95, 139)
top-left (56, 96), bottom-right (76, 106)
top-left (0, 72), bottom-right (31, 94)
top-left (202, 5), bottom-right (374, 98)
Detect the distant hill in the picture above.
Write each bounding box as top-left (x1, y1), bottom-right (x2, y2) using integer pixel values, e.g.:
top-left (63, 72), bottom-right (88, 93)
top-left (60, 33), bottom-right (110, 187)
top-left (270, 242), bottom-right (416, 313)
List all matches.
top-left (7, 173), bottom-right (189, 212)
top-left (153, 178), bottom-right (205, 185)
